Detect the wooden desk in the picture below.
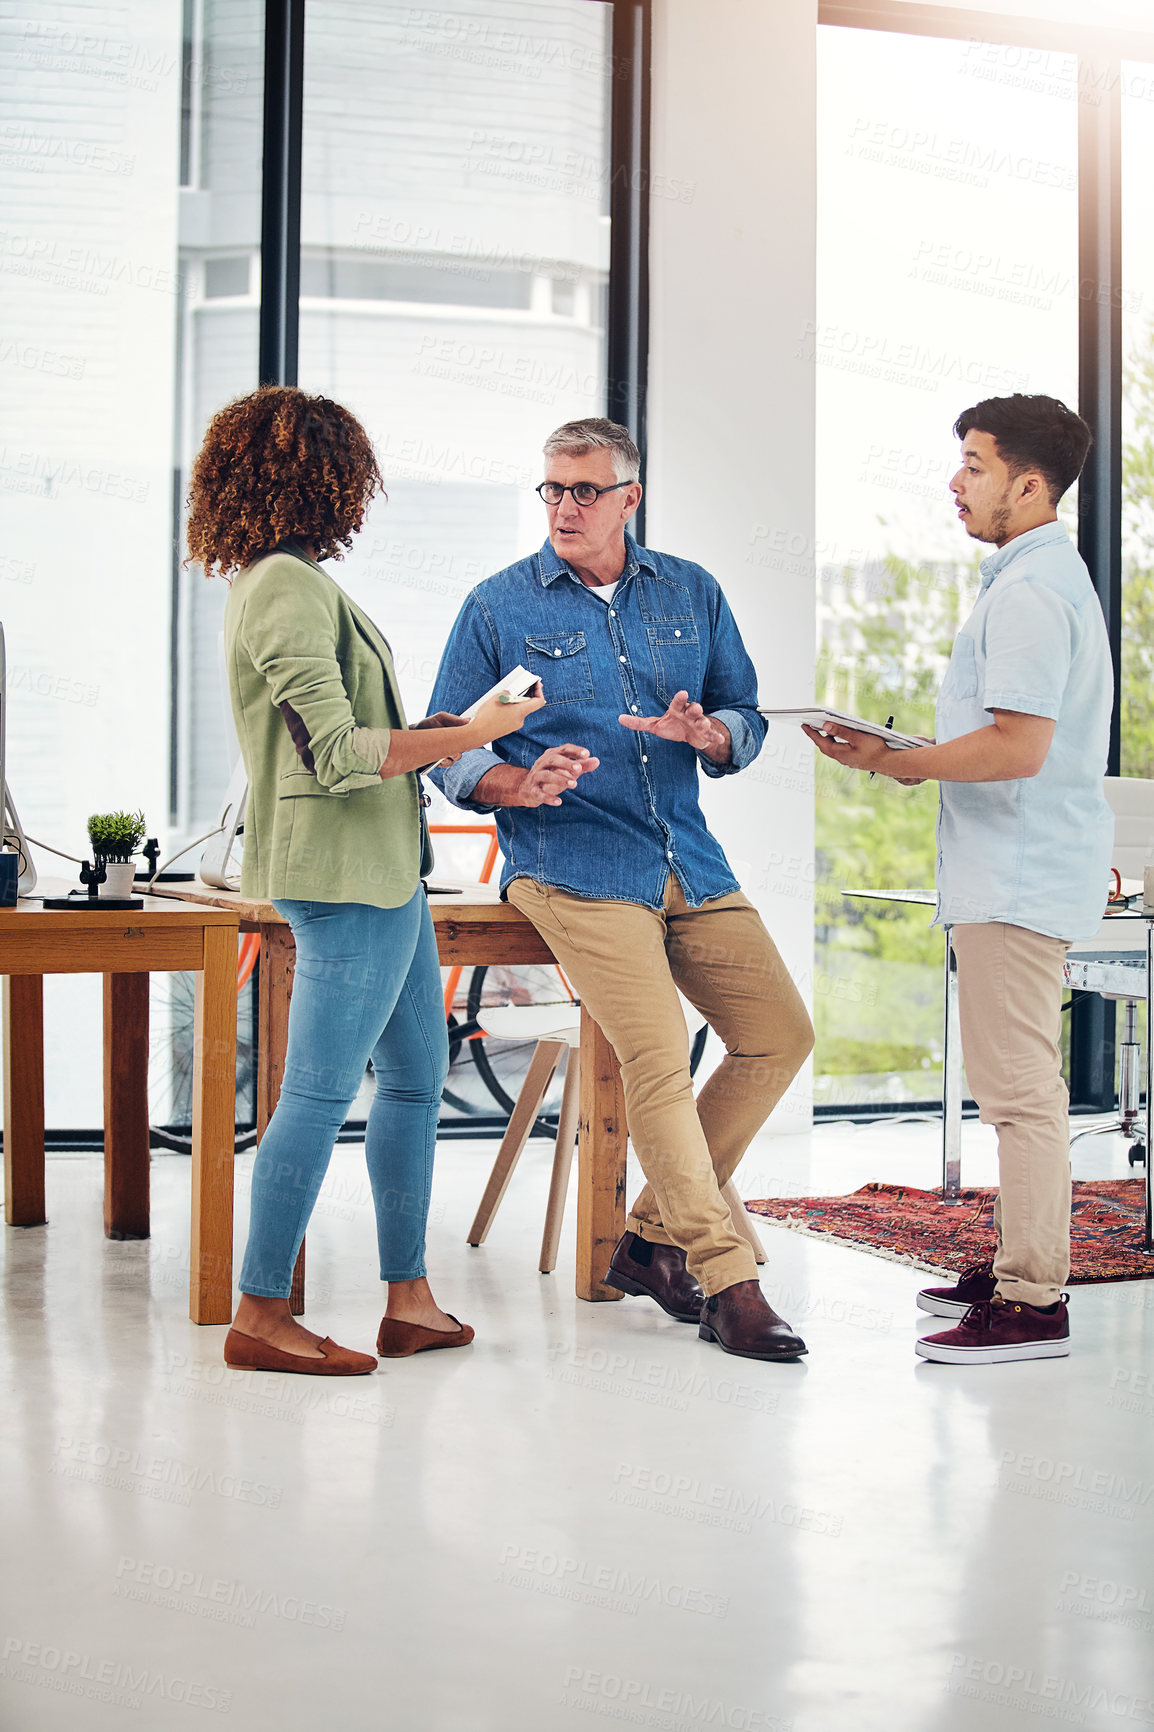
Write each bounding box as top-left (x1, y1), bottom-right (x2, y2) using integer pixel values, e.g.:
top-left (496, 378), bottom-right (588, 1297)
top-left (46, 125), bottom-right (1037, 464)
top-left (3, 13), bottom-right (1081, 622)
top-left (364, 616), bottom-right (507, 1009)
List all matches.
top-left (147, 883), bottom-right (628, 1306)
top-left (1, 893), bottom-right (240, 1323)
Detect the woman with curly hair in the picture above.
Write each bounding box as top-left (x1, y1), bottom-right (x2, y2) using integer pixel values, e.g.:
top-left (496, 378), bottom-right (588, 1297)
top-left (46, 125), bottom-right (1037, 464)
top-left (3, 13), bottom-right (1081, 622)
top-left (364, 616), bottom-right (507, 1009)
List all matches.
top-left (187, 385), bottom-right (541, 1374)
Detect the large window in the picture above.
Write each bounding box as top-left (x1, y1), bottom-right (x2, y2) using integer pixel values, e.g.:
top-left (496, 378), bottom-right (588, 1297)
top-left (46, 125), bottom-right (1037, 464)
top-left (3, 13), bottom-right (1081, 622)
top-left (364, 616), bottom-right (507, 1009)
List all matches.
top-left (1121, 59), bottom-right (1154, 780)
top-left (814, 21), bottom-right (1079, 1111)
top-left (173, 0), bottom-right (265, 831)
top-left (294, 0), bottom-right (611, 739)
top-left (175, 0), bottom-right (613, 840)
top-left (1, 1), bottom-right (191, 1126)
top-left (1, 0), bottom-right (620, 1132)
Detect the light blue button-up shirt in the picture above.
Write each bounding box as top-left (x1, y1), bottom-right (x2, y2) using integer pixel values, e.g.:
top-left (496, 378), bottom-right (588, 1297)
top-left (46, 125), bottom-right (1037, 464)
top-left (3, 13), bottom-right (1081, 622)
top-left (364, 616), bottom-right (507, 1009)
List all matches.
top-left (934, 521), bottom-right (1113, 941)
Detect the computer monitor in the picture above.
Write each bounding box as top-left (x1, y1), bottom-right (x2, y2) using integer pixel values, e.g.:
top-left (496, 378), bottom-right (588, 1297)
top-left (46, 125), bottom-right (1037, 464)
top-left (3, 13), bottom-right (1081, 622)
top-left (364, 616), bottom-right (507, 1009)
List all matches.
top-left (0, 622), bottom-right (38, 894)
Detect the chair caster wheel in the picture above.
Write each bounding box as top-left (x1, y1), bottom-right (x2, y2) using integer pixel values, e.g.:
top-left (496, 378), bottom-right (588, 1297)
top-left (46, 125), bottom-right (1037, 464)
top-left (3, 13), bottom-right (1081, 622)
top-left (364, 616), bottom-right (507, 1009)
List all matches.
top-left (1127, 1141), bottom-right (1146, 1167)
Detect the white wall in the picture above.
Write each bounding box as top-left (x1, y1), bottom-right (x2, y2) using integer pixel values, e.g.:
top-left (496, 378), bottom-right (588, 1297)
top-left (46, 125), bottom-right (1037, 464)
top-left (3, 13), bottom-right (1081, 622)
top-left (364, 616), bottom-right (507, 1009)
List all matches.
top-left (647, 0), bottom-right (818, 1129)
top-left (1, 1), bottom-right (183, 1124)
top-left (891, 0), bottom-right (1153, 22)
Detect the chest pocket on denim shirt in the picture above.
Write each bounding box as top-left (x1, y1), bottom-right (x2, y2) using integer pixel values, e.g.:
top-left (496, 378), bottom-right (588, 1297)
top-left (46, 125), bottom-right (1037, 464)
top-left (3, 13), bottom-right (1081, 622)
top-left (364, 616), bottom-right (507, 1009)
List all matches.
top-left (942, 633), bottom-right (979, 700)
top-left (525, 631), bottom-right (593, 704)
top-left (648, 622), bottom-right (700, 705)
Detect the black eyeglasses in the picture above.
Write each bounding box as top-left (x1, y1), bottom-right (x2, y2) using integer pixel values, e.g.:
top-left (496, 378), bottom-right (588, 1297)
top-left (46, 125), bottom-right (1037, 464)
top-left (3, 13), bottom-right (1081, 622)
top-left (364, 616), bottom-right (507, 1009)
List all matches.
top-left (536, 480), bottom-right (634, 508)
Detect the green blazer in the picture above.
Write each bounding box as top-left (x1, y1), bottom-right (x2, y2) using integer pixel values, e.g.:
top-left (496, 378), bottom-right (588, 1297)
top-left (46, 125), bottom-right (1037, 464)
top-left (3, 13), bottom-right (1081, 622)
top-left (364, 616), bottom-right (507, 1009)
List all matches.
top-left (224, 541), bottom-right (432, 909)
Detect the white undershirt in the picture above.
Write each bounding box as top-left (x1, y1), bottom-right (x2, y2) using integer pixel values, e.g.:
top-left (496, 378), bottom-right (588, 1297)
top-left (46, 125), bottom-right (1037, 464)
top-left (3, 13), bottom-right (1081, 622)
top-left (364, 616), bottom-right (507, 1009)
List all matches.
top-left (585, 580), bottom-right (618, 603)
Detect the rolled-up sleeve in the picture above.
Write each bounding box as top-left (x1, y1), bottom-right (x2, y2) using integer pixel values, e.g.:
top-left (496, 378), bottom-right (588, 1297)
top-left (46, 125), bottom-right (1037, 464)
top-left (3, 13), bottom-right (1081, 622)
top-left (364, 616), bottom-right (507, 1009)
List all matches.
top-left (982, 582), bottom-right (1074, 721)
top-left (437, 746), bottom-right (505, 811)
top-left (426, 592), bottom-right (506, 811)
top-left (697, 581), bottom-right (767, 778)
top-left (241, 565), bottom-right (386, 792)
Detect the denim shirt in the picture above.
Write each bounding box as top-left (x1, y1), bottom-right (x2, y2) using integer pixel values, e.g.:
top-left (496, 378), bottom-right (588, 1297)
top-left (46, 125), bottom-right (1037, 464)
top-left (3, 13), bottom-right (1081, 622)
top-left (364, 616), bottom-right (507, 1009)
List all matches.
top-left (426, 533), bottom-right (766, 908)
top-left (934, 521), bottom-right (1113, 942)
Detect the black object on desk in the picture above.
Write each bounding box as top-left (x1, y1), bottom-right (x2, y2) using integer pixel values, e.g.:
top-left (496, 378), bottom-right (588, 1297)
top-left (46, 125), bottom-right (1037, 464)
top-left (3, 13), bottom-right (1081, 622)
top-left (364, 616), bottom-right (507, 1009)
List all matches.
top-left (40, 893), bottom-right (146, 910)
top-left (0, 851), bottom-right (18, 909)
top-left (39, 857), bottom-right (144, 912)
top-left (134, 837), bottom-right (194, 884)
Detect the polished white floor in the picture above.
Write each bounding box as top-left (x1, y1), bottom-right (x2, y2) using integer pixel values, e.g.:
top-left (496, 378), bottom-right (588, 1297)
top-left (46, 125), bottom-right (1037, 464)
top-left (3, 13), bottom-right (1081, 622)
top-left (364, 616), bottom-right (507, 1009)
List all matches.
top-left (2, 1118), bottom-right (1152, 1732)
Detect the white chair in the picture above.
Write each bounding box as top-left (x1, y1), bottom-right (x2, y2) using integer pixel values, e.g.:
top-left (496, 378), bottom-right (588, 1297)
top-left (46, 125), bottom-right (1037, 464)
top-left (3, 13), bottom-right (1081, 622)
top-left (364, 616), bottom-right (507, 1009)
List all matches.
top-left (1105, 774), bottom-right (1154, 882)
top-left (1066, 775), bottom-right (1154, 1165)
top-left (466, 1002), bottom-right (768, 1272)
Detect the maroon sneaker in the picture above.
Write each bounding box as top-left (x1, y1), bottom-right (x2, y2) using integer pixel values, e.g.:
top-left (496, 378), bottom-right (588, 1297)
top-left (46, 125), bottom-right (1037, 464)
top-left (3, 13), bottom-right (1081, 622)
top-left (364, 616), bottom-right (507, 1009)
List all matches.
top-left (916, 1294), bottom-right (1070, 1364)
top-left (916, 1260), bottom-right (996, 1318)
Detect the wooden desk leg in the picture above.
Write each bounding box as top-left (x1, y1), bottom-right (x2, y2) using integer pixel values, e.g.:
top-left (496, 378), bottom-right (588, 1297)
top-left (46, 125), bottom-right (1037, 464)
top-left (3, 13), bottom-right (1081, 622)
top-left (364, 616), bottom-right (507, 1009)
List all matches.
top-left (190, 925), bottom-right (237, 1324)
top-left (255, 924), bottom-right (294, 1132)
top-left (576, 1006), bottom-right (625, 1302)
top-left (255, 924), bottom-right (306, 1313)
top-left (3, 976), bottom-right (46, 1226)
top-left (103, 974), bottom-right (150, 1239)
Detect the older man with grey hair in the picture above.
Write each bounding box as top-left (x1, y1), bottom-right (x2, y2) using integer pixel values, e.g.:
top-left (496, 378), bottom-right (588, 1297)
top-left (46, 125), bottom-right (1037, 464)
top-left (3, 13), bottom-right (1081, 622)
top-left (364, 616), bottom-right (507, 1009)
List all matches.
top-left (427, 418), bottom-right (813, 1362)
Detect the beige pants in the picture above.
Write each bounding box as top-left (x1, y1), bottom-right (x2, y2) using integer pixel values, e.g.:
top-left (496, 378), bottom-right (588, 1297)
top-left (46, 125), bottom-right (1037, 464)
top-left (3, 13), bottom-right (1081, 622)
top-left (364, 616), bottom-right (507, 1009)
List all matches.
top-left (506, 876), bottom-right (814, 1295)
top-left (951, 921), bottom-right (1072, 1308)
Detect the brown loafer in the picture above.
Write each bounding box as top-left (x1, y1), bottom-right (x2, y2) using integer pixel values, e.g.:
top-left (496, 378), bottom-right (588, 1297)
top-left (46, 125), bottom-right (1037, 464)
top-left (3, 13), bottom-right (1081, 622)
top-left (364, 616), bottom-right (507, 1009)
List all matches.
top-left (376, 1314), bottom-right (475, 1358)
top-left (698, 1280), bottom-right (807, 1362)
top-left (223, 1329), bottom-right (377, 1376)
top-left (604, 1231), bottom-right (704, 1323)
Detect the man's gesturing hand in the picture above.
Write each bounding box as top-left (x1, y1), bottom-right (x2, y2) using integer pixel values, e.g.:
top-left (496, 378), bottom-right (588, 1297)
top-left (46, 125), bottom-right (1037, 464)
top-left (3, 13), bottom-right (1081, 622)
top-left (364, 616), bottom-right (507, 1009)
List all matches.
top-left (619, 691), bottom-right (731, 763)
top-left (521, 744), bottom-right (600, 807)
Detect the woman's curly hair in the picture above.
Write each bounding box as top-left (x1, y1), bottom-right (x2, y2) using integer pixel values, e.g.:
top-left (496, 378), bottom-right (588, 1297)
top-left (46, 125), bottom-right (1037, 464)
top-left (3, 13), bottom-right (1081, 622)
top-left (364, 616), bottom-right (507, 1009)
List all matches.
top-left (186, 385), bottom-right (384, 577)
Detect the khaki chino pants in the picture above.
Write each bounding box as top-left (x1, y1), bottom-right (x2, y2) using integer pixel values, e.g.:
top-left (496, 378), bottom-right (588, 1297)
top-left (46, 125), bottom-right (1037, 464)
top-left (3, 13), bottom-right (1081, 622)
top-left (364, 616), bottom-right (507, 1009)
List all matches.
top-left (506, 876), bottom-right (814, 1295)
top-left (951, 921), bottom-right (1072, 1308)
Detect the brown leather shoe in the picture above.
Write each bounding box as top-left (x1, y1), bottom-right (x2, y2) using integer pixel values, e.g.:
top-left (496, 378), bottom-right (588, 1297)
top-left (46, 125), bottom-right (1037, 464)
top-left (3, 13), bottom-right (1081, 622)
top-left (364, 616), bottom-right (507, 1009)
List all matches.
top-left (376, 1314), bottom-right (475, 1358)
top-left (698, 1280), bottom-right (807, 1361)
top-left (223, 1329), bottom-right (377, 1376)
top-left (604, 1231), bottom-right (704, 1323)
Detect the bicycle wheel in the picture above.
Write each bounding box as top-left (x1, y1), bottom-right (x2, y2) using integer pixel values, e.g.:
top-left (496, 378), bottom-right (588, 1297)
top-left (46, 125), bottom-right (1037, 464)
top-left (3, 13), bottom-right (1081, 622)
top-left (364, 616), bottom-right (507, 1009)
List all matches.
top-left (465, 965), bottom-right (711, 1116)
top-left (148, 965), bottom-right (258, 1153)
top-left (440, 1010), bottom-right (482, 1115)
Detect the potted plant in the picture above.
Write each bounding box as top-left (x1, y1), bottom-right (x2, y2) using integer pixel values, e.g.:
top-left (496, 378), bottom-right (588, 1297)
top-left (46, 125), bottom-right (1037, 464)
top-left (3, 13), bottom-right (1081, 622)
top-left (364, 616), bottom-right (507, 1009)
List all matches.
top-left (87, 809), bottom-right (147, 899)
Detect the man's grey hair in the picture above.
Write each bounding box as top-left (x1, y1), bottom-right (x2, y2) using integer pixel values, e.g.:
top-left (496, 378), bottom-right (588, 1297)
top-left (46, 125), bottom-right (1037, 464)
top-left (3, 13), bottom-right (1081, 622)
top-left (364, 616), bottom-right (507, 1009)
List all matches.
top-left (543, 418), bottom-right (641, 484)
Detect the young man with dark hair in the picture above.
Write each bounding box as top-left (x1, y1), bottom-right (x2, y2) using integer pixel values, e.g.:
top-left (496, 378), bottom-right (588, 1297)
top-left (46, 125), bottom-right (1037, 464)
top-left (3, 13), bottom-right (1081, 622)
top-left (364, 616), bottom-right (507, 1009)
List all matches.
top-left (808, 393), bottom-right (1113, 1365)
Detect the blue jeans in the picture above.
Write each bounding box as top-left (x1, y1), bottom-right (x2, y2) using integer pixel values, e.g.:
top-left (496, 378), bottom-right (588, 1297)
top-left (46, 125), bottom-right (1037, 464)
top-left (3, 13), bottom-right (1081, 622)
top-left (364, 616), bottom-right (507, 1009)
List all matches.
top-left (238, 891), bottom-right (449, 1297)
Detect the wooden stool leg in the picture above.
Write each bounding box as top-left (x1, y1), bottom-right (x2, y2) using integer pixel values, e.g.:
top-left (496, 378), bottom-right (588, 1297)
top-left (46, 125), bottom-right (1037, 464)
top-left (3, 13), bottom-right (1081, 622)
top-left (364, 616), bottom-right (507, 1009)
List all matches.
top-left (576, 1007), bottom-right (625, 1301)
top-left (256, 924), bottom-right (307, 1313)
top-left (190, 924), bottom-right (237, 1324)
top-left (467, 1040), bottom-right (564, 1246)
top-left (3, 976), bottom-right (45, 1226)
top-left (540, 1049), bottom-right (580, 1274)
top-left (103, 973), bottom-right (150, 1239)
top-left (723, 1178), bottom-right (767, 1264)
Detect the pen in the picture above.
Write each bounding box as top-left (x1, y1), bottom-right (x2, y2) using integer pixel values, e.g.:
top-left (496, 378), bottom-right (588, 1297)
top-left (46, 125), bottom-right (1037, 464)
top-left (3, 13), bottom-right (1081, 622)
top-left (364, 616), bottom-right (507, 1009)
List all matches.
top-left (869, 716), bottom-right (895, 782)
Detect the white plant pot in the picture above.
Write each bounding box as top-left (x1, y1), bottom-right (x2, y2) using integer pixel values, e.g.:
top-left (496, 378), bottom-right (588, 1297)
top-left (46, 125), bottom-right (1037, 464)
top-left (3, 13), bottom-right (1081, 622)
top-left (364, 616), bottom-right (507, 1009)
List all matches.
top-left (99, 860), bottom-right (136, 899)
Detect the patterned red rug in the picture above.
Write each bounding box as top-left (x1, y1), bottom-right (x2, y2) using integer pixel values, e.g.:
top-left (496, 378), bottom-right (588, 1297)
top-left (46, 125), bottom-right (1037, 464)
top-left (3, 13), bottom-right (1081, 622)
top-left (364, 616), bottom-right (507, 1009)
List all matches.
top-left (746, 1180), bottom-right (1154, 1284)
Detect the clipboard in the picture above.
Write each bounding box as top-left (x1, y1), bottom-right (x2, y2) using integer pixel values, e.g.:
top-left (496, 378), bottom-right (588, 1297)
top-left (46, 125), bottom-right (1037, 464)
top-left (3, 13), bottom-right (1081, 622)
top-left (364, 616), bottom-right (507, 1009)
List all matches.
top-left (759, 707), bottom-right (924, 750)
